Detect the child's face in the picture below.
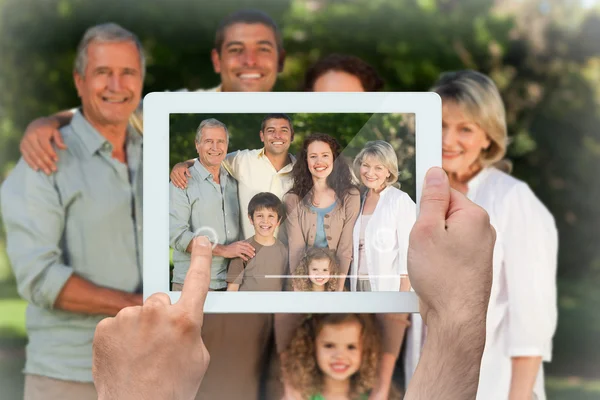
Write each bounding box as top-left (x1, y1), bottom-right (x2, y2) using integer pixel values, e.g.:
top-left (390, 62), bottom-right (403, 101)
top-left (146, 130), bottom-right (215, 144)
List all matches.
top-left (308, 259), bottom-right (331, 287)
top-left (315, 321), bottom-right (363, 382)
top-left (249, 207), bottom-right (280, 237)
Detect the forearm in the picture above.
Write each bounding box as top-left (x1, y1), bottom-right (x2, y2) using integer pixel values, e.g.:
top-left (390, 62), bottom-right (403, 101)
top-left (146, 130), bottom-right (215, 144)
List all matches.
top-left (404, 317), bottom-right (485, 400)
top-left (32, 110), bottom-right (74, 130)
top-left (378, 313), bottom-right (410, 356)
top-left (400, 275), bottom-right (411, 291)
top-left (53, 110), bottom-right (75, 127)
top-left (54, 274), bottom-right (142, 316)
top-left (373, 353), bottom-right (397, 396)
top-left (509, 356), bottom-right (542, 400)
top-left (212, 243), bottom-right (226, 257)
top-left (227, 283), bottom-right (240, 291)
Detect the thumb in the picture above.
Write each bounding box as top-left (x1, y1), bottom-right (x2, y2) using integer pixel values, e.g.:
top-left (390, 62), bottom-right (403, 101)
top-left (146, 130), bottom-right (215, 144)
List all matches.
top-left (53, 129), bottom-right (67, 150)
top-left (417, 167), bottom-right (451, 231)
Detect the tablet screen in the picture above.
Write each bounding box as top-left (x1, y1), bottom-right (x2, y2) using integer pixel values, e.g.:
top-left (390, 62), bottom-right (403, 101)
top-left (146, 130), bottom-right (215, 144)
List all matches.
top-left (144, 92), bottom-right (440, 312)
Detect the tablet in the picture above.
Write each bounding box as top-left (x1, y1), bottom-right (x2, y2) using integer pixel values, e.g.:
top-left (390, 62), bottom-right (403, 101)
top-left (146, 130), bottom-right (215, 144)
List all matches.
top-left (143, 92), bottom-right (441, 313)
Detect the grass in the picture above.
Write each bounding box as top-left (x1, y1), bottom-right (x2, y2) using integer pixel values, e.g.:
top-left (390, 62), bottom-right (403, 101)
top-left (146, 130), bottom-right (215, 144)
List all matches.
top-left (0, 295), bottom-right (27, 400)
top-left (546, 376), bottom-right (600, 400)
top-left (0, 298), bottom-right (27, 340)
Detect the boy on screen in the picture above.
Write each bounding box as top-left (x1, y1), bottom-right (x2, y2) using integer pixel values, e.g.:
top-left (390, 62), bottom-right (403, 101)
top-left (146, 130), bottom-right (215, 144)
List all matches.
top-left (227, 192), bottom-right (288, 291)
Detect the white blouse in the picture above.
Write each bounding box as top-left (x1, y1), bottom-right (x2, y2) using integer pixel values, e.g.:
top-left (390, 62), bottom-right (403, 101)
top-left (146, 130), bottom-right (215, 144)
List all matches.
top-left (350, 186), bottom-right (416, 292)
top-left (467, 167), bottom-right (558, 400)
top-left (350, 185), bottom-right (421, 389)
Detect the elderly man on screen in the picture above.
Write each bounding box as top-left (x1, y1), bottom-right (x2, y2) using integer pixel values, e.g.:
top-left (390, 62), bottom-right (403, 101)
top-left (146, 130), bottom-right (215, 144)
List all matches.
top-left (0, 23), bottom-right (144, 400)
top-left (169, 118), bottom-right (254, 291)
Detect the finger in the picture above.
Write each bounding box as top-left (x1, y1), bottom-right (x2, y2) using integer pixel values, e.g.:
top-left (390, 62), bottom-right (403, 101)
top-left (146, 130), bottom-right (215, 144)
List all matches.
top-left (446, 187), bottom-right (474, 222)
top-left (178, 236), bottom-right (212, 320)
top-left (52, 129), bottom-right (67, 150)
top-left (144, 292), bottom-right (172, 308)
top-left (39, 132), bottom-right (59, 163)
top-left (180, 171), bottom-right (190, 188)
top-left (28, 137), bottom-right (56, 174)
top-left (416, 167), bottom-right (450, 231)
top-left (175, 175), bottom-right (186, 189)
top-left (21, 144), bottom-right (39, 171)
top-left (242, 243), bottom-right (256, 256)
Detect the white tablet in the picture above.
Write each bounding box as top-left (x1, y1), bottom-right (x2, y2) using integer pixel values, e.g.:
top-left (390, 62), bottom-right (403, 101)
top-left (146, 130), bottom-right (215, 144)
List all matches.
top-left (143, 92), bottom-right (441, 313)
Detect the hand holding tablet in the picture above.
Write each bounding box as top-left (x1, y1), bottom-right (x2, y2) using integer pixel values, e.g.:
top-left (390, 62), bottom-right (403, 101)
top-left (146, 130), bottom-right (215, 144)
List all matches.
top-left (92, 236), bottom-right (212, 400)
top-left (92, 168), bottom-right (495, 400)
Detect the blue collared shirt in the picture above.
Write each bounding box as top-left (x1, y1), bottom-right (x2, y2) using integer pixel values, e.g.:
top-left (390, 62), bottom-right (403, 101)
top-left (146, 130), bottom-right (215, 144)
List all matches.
top-left (169, 160), bottom-right (240, 289)
top-left (0, 110), bottom-right (143, 382)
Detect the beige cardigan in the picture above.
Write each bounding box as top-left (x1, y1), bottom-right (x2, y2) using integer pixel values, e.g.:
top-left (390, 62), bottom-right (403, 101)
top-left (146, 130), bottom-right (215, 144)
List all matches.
top-left (283, 188), bottom-right (361, 277)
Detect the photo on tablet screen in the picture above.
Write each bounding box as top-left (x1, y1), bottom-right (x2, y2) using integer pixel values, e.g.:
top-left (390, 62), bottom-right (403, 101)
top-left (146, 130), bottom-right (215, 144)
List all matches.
top-left (143, 92), bottom-right (441, 312)
top-left (169, 112), bottom-right (416, 293)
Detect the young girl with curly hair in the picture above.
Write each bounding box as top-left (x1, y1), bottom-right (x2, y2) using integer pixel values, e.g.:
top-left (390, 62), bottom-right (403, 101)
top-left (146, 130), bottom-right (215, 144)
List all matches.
top-left (282, 314), bottom-right (381, 400)
top-left (292, 247), bottom-right (339, 292)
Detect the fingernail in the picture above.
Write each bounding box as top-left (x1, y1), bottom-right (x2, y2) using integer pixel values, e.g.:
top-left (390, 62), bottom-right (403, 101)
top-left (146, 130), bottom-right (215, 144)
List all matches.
top-left (425, 167), bottom-right (445, 187)
top-left (195, 236), bottom-right (210, 246)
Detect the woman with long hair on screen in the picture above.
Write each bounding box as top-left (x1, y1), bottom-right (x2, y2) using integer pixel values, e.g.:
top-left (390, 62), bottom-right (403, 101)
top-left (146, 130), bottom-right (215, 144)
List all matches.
top-left (430, 69), bottom-right (558, 400)
top-left (283, 132), bottom-right (360, 292)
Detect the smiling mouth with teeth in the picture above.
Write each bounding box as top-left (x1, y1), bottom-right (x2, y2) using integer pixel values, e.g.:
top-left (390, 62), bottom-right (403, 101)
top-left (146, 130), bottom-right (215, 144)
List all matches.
top-left (238, 73), bottom-right (263, 80)
top-left (329, 363), bottom-right (350, 373)
top-left (442, 150), bottom-right (463, 157)
top-left (102, 97), bottom-right (128, 103)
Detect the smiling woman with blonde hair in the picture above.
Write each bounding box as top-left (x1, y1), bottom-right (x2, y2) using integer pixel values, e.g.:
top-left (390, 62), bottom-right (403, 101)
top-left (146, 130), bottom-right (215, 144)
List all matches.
top-left (431, 69), bottom-right (558, 400)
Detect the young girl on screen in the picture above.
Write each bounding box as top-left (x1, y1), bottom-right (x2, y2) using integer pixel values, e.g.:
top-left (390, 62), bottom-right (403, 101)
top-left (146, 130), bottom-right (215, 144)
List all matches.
top-left (282, 314), bottom-right (381, 400)
top-left (292, 247), bottom-right (339, 292)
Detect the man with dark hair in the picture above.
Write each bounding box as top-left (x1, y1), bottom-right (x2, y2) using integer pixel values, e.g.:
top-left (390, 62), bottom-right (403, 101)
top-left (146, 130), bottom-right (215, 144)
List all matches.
top-left (303, 53), bottom-right (385, 92)
top-left (211, 9), bottom-right (286, 93)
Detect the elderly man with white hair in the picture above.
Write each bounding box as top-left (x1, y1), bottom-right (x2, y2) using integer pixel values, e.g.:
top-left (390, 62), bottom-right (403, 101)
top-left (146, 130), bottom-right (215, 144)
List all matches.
top-left (1, 23), bottom-right (145, 399)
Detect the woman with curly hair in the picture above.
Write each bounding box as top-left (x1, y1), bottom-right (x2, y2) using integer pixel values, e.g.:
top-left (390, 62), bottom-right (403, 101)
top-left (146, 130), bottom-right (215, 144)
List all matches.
top-left (282, 314), bottom-right (381, 400)
top-left (292, 247), bottom-right (339, 292)
top-left (284, 133), bottom-right (360, 292)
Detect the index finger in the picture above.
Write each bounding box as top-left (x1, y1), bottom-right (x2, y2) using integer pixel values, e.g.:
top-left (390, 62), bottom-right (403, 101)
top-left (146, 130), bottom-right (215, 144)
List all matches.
top-left (178, 236), bottom-right (212, 320)
top-left (38, 131), bottom-right (59, 162)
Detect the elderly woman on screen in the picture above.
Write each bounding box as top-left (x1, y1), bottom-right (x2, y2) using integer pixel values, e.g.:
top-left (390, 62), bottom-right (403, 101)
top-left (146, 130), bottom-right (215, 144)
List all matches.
top-left (350, 140), bottom-right (416, 293)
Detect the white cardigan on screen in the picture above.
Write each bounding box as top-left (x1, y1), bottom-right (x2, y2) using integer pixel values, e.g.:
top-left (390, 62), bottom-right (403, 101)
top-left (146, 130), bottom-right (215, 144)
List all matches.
top-left (350, 185), bottom-right (416, 292)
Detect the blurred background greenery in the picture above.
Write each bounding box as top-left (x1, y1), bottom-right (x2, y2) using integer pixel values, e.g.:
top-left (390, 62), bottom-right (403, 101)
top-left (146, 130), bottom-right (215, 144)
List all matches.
top-left (1, 0), bottom-right (600, 398)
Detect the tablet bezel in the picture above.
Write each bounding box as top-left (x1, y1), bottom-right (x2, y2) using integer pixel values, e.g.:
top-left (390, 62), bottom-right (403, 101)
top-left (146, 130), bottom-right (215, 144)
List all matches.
top-left (143, 92), bottom-right (441, 313)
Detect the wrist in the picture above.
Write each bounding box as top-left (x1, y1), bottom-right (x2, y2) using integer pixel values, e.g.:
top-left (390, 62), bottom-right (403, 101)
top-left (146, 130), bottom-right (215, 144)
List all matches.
top-left (426, 314), bottom-right (486, 365)
top-left (35, 116), bottom-right (60, 130)
top-left (212, 243), bottom-right (224, 257)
